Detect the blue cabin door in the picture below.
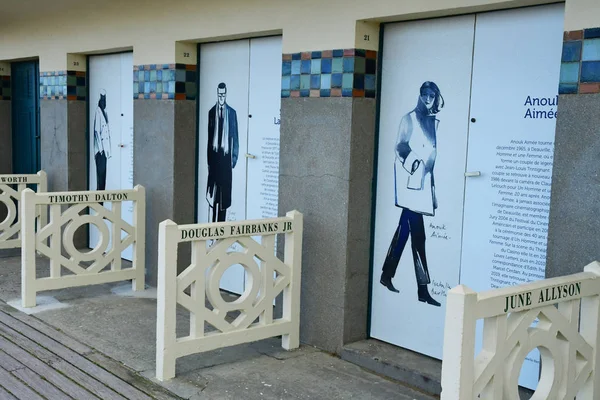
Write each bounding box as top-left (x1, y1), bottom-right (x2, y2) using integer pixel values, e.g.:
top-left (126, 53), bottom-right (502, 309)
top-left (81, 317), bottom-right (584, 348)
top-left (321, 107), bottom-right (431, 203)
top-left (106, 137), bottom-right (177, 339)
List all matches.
top-left (11, 61), bottom-right (40, 174)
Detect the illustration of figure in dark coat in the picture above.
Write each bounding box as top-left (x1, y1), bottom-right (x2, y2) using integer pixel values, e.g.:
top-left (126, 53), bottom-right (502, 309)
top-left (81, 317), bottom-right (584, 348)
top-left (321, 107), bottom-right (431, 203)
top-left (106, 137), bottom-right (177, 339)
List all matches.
top-left (206, 82), bottom-right (239, 223)
top-left (380, 81), bottom-right (444, 307)
top-left (93, 89), bottom-right (111, 191)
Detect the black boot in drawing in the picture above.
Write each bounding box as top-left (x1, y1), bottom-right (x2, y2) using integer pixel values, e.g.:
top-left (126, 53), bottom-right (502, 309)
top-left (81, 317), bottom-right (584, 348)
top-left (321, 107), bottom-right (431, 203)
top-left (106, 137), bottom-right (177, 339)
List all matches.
top-left (380, 273), bottom-right (399, 293)
top-left (418, 284), bottom-right (440, 307)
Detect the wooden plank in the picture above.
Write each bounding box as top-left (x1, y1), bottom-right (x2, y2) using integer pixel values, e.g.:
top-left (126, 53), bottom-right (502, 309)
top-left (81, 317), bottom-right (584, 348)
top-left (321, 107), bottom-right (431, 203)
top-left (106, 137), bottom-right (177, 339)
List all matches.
top-left (85, 351), bottom-right (182, 400)
top-left (0, 349), bottom-right (24, 372)
top-left (0, 331), bottom-right (104, 400)
top-left (0, 319), bottom-right (149, 400)
top-left (0, 366), bottom-right (44, 400)
top-left (0, 323), bottom-right (57, 362)
top-left (0, 310), bottom-right (92, 355)
top-left (0, 384), bottom-right (17, 400)
top-left (12, 367), bottom-right (73, 400)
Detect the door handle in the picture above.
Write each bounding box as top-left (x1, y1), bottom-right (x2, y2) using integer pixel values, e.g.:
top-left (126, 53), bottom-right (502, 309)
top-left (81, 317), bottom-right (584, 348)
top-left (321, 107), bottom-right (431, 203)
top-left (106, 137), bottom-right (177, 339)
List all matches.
top-left (118, 144), bottom-right (125, 148)
top-left (245, 153), bottom-right (256, 159)
top-left (465, 171), bottom-right (481, 177)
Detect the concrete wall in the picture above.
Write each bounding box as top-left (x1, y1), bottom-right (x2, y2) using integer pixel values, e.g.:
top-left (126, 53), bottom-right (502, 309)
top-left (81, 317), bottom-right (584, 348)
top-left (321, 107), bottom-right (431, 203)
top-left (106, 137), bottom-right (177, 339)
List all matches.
top-left (134, 100), bottom-right (196, 285)
top-left (279, 97), bottom-right (376, 353)
top-left (0, 0), bottom-right (564, 69)
top-left (546, 94), bottom-right (600, 277)
top-left (0, 101), bottom-right (11, 174)
top-left (67, 101), bottom-right (87, 192)
top-left (40, 100), bottom-right (68, 192)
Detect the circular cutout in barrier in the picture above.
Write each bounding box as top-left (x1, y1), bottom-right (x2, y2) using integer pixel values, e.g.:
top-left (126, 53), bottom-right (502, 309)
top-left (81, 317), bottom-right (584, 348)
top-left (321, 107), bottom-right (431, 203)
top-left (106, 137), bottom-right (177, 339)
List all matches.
top-left (507, 329), bottom-right (560, 400)
top-left (207, 252), bottom-right (261, 312)
top-left (63, 215), bottom-right (110, 262)
top-left (0, 193), bottom-right (16, 230)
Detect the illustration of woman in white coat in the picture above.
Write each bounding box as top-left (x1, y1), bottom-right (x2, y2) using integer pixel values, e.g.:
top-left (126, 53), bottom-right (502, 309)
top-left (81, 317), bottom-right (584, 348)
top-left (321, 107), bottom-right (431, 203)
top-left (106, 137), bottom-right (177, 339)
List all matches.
top-left (379, 81), bottom-right (444, 307)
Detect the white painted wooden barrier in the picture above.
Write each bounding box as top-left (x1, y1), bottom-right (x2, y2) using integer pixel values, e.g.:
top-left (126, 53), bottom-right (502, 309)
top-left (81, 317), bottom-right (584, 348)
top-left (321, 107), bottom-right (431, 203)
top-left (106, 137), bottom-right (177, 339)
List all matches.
top-left (441, 261), bottom-right (600, 400)
top-left (156, 210), bottom-right (303, 381)
top-left (0, 171), bottom-right (47, 249)
top-left (20, 185), bottom-right (146, 308)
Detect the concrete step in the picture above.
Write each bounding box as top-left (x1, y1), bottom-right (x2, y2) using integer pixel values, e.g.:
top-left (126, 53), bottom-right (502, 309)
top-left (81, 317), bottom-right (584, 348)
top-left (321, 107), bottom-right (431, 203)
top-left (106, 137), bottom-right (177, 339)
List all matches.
top-left (341, 339), bottom-right (442, 397)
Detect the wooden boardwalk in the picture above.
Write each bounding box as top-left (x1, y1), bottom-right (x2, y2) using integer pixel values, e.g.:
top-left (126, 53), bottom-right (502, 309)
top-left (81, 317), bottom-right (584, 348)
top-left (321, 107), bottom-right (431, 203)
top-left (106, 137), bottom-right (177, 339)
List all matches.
top-left (0, 302), bottom-right (180, 400)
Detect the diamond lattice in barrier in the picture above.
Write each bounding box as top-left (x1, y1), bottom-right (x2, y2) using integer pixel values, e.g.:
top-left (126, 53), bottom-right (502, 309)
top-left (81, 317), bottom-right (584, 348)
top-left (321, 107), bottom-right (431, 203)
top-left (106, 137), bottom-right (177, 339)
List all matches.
top-left (474, 304), bottom-right (593, 399)
top-left (36, 203), bottom-right (135, 275)
top-left (176, 236), bottom-right (289, 334)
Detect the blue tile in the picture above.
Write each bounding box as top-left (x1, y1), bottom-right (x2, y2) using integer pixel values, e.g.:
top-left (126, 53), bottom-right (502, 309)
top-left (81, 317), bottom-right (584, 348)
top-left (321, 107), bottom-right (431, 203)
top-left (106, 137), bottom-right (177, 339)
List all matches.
top-left (558, 83), bottom-right (578, 94)
top-left (333, 50), bottom-right (344, 57)
top-left (311, 51), bottom-right (322, 59)
top-left (321, 74), bottom-right (331, 89)
top-left (133, 70), bottom-right (138, 82)
top-left (581, 61), bottom-right (600, 82)
top-left (311, 59), bottom-right (321, 74)
top-left (144, 71), bottom-right (150, 81)
top-left (342, 73), bottom-right (354, 89)
top-left (168, 92), bottom-right (175, 99)
top-left (150, 70), bottom-right (157, 81)
top-left (584, 28), bottom-right (600, 39)
top-left (291, 60), bottom-right (301, 75)
top-left (354, 74), bottom-right (364, 90)
top-left (282, 61), bottom-right (292, 76)
top-left (144, 82), bottom-right (150, 94)
top-left (292, 53), bottom-right (301, 61)
top-left (562, 41), bottom-right (582, 62)
top-left (157, 70), bottom-right (163, 81)
top-left (291, 75), bottom-right (300, 90)
top-left (138, 82), bottom-right (144, 93)
top-left (300, 89), bottom-right (310, 97)
top-left (281, 76), bottom-right (291, 90)
top-left (138, 71), bottom-right (144, 81)
top-left (583, 39), bottom-right (600, 61)
top-left (175, 69), bottom-right (186, 82)
top-left (157, 82), bottom-right (163, 93)
top-left (320, 89), bottom-right (331, 97)
top-left (150, 82), bottom-right (157, 93)
top-left (281, 90), bottom-right (290, 98)
top-left (310, 74), bottom-right (321, 89)
top-left (321, 58), bottom-right (332, 74)
top-left (342, 88), bottom-right (353, 97)
top-left (301, 60), bottom-right (311, 74)
top-left (343, 57), bottom-right (354, 73)
top-left (167, 81), bottom-right (175, 93)
top-left (365, 74), bottom-right (376, 91)
top-left (332, 58), bottom-right (343, 74)
top-left (150, 64), bottom-right (157, 70)
top-left (559, 62), bottom-right (580, 83)
top-left (331, 73), bottom-right (343, 88)
top-left (300, 75), bottom-right (310, 90)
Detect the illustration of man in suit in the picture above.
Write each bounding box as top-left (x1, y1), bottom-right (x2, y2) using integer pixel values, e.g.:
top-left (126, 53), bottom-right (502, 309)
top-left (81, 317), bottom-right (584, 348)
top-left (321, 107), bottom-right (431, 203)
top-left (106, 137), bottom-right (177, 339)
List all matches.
top-left (206, 82), bottom-right (239, 223)
top-left (93, 89), bottom-right (111, 191)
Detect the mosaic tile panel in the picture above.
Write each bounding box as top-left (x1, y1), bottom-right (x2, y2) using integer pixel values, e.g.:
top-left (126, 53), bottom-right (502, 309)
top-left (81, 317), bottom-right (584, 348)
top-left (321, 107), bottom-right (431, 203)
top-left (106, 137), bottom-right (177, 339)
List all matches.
top-left (0, 75), bottom-right (10, 100)
top-left (560, 27), bottom-right (600, 94)
top-left (40, 71), bottom-right (67, 100)
top-left (134, 64), bottom-right (197, 100)
top-left (281, 49), bottom-right (377, 98)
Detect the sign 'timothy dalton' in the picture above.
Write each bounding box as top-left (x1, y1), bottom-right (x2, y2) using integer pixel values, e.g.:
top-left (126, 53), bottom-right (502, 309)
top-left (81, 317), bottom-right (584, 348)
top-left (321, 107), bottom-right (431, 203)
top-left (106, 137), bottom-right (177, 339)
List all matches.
top-left (503, 281), bottom-right (582, 313)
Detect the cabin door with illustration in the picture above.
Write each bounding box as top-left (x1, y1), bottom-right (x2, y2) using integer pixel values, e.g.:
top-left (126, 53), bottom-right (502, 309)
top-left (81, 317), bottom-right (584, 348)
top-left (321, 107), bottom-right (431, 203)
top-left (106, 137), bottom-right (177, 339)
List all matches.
top-left (370, 4), bottom-right (563, 390)
top-left (88, 53), bottom-right (134, 261)
top-left (197, 36), bottom-right (282, 294)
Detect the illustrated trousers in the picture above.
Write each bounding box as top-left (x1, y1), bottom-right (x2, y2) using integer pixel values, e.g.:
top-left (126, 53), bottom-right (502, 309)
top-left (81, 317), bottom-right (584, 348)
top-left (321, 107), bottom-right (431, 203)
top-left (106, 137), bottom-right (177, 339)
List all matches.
top-left (209, 201), bottom-right (227, 223)
top-left (381, 209), bottom-right (431, 285)
top-left (95, 151), bottom-right (107, 191)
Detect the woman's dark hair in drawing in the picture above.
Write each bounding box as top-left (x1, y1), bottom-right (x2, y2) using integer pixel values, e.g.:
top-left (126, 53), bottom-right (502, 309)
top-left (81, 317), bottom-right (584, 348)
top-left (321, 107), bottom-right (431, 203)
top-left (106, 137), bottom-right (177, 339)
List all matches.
top-left (418, 81), bottom-right (444, 115)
